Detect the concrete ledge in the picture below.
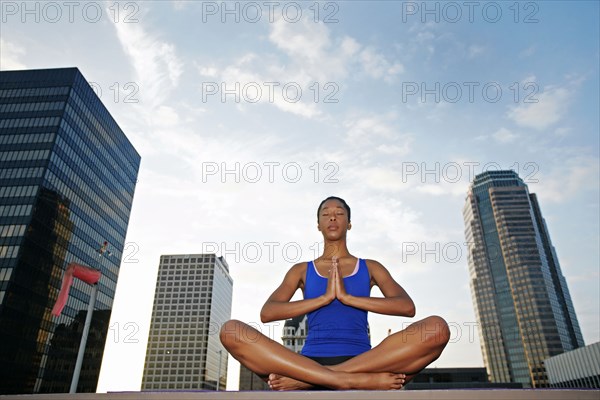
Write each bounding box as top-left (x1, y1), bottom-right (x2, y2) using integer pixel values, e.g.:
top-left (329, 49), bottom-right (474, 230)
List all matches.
top-left (1, 390), bottom-right (599, 400)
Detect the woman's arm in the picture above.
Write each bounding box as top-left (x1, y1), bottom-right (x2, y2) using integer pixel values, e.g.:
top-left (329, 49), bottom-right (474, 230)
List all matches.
top-left (260, 262), bottom-right (335, 323)
top-left (336, 259), bottom-right (416, 317)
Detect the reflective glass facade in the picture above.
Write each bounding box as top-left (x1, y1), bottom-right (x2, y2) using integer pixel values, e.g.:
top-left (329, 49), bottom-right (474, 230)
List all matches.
top-left (0, 68), bottom-right (140, 394)
top-left (142, 254), bottom-right (233, 391)
top-left (463, 171), bottom-right (584, 388)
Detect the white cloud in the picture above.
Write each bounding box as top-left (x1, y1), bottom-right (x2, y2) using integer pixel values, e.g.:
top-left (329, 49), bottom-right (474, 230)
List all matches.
top-left (194, 13), bottom-right (404, 119)
top-left (267, 16), bottom-right (350, 83)
top-left (345, 115), bottom-right (395, 140)
top-left (215, 54), bottom-right (322, 118)
top-left (0, 39), bottom-right (26, 70)
top-left (110, 12), bottom-right (184, 111)
top-left (359, 47), bottom-right (404, 82)
top-left (507, 78), bottom-right (582, 130)
top-left (414, 185), bottom-right (446, 196)
top-left (492, 127), bottom-right (518, 143)
top-left (352, 194), bottom-right (429, 246)
top-left (350, 166), bottom-right (411, 193)
top-left (554, 127), bottom-right (571, 137)
top-left (409, 21), bottom-right (437, 44)
top-left (376, 143), bottom-right (412, 155)
top-left (269, 17), bottom-right (332, 63)
top-left (172, 1), bottom-right (188, 10)
top-left (468, 45), bottom-right (486, 58)
top-left (533, 155), bottom-right (600, 203)
top-left (153, 105), bottom-right (180, 127)
top-left (197, 65), bottom-right (219, 78)
top-left (343, 114), bottom-right (413, 157)
top-left (268, 16), bottom-right (402, 81)
top-left (519, 45), bottom-right (536, 57)
top-left (340, 37), bottom-right (361, 56)
top-left (414, 181), bottom-right (469, 197)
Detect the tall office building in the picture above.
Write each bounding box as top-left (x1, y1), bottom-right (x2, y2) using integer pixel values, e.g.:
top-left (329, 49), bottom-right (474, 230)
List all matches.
top-left (142, 254), bottom-right (233, 391)
top-left (0, 68), bottom-right (140, 393)
top-left (463, 170), bottom-right (584, 388)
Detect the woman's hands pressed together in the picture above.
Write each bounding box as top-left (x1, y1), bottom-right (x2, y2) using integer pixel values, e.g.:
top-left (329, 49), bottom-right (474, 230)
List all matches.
top-left (323, 256), bottom-right (351, 304)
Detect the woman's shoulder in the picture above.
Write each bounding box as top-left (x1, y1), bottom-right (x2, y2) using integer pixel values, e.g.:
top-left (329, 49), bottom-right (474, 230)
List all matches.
top-left (290, 261), bottom-right (310, 270)
top-left (286, 261), bottom-right (310, 278)
top-left (363, 258), bottom-right (386, 269)
top-left (363, 259), bottom-right (390, 281)
top-left (286, 262), bottom-right (310, 289)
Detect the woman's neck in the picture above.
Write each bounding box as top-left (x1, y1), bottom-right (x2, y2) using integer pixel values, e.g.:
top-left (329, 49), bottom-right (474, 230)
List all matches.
top-left (320, 240), bottom-right (351, 260)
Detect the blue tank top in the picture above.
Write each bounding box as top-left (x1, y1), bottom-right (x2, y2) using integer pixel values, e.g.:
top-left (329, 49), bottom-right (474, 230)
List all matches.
top-left (301, 258), bottom-right (371, 357)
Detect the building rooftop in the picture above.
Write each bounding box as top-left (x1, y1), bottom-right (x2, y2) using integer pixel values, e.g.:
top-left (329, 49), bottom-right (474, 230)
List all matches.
top-left (283, 315), bottom-right (306, 329)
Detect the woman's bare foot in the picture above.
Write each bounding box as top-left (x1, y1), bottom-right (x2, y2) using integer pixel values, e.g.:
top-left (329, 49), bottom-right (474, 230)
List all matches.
top-left (338, 372), bottom-right (405, 390)
top-left (269, 371), bottom-right (405, 391)
top-left (268, 373), bottom-right (314, 390)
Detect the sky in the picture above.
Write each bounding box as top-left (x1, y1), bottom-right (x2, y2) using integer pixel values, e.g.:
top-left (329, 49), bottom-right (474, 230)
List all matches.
top-left (1, 0), bottom-right (598, 392)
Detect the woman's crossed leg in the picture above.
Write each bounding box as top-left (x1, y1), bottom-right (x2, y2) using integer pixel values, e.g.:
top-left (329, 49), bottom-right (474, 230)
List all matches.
top-left (220, 315), bottom-right (450, 391)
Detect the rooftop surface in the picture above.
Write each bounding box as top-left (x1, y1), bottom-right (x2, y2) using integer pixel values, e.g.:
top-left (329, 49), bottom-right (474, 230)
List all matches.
top-left (1, 390), bottom-right (599, 400)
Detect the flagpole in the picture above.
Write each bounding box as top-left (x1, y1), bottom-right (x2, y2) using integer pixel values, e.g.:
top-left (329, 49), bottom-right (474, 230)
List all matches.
top-left (69, 243), bottom-right (107, 394)
top-left (69, 282), bottom-right (99, 393)
top-left (217, 349), bottom-right (223, 391)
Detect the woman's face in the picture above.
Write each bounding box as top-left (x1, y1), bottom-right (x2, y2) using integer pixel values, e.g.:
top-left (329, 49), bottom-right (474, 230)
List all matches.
top-left (317, 199), bottom-right (351, 240)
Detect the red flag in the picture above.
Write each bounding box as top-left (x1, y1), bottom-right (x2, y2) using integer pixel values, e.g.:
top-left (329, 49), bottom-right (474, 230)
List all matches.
top-left (52, 262), bottom-right (101, 317)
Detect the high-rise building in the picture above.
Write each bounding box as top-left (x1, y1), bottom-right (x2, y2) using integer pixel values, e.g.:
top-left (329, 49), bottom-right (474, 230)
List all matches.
top-left (142, 254), bottom-right (233, 391)
top-left (463, 170), bottom-right (584, 388)
top-left (0, 68), bottom-right (140, 394)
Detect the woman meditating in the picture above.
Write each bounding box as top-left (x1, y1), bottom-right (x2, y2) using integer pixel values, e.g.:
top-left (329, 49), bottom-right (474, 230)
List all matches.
top-left (220, 196), bottom-right (450, 390)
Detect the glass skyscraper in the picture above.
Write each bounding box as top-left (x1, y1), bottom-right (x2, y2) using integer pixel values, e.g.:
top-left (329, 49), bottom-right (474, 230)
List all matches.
top-left (142, 254), bottom-right (233, 391)
top-left (0, 68), bottom-right (140, 394)
top-left (463, 170), bottom-right (584, 388)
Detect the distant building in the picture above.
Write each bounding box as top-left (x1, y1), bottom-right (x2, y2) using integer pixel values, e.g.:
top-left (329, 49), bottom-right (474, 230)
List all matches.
top-left (463, 170), bottom-right (584, 387)
top-left (238, 314), bottom-right (308, 390)
top-left (141, 254), bottom-right (233, 391)
top-left (405, 367), bottom-right (523, 390)
top-left (545, 341), bottom-right (600, 388)
top-left (238, 364), bottom-right (270, 391)
top-left (282, 315), bottom-right (308, 353)
top-left (40, 310), bottom-right (111, 392)
top-left (0, 67), bottom-right (140, 394)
